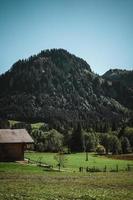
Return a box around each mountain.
[103,69,133,110]
[103,69,133,87]
[0,49,132,129]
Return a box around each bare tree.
[54,151,67,171]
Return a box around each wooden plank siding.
[0,143,26,161]
[0,129,34,162]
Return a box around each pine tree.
[70,123,83,152]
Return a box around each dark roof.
[0,129,34,143]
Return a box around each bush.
[96,145,106,155]
[86,166,102,172]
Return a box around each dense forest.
[0,49,133,154]
[0,49,133,127]
[0,120,133,155]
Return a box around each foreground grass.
[0,162,43,174]
[0,153,133,200]
[25,152,133,172]
[0,169,133,200]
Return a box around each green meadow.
[0,153,133,200]
[25,152,133,172]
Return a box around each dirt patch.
[107,154,133,160]
[16,160,29,164]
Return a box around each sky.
[0,0,133,75]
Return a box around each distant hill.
[103,69,133,110]
[0,49,132,129]
[103,69,133,87]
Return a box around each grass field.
[0,168,133,200]
[25,152,133,172]
[0,153,133,200]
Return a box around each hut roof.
[0,129,34,143]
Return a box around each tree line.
[0,120,133,155]
[30,123,133,155]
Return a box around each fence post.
[127,164,130,171]
[86,167,89,172]
[79,167,82,172]
[116,165,118,172]
[104,165,107,172]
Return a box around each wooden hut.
[0,129,34,161]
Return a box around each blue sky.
[0,0,133,75]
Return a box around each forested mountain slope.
[103,69,133,110]
[0,49,132,129]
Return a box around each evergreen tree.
[121,137,131,154]
[109,135,121,154]
[70,123,83,152]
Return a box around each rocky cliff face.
[0,49,132,128]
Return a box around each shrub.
[96,144,106,155]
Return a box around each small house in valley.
[0,129,34,161]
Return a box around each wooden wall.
[0,143,24,161]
